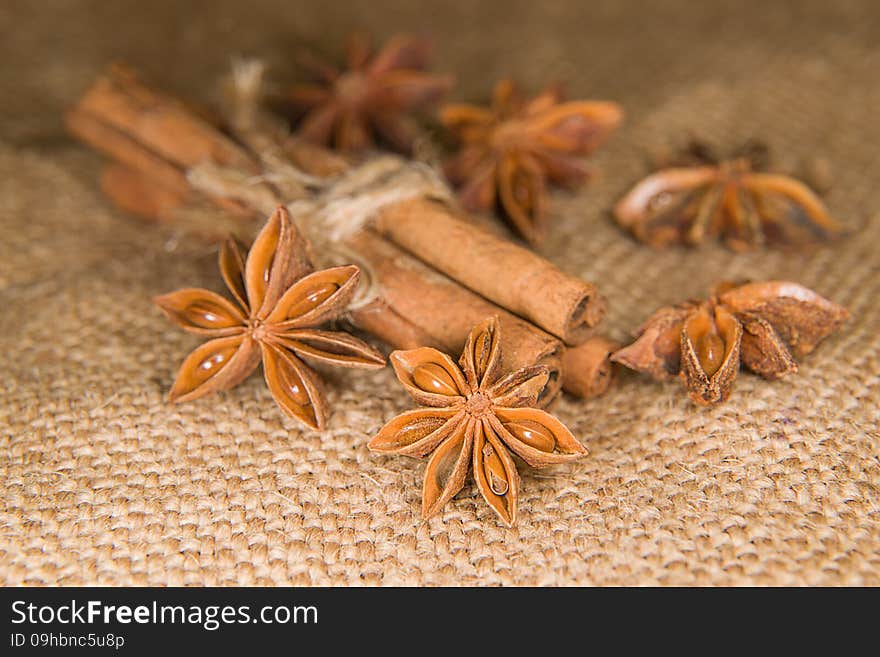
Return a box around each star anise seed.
[286,33,454,154]
[368,317,587,526]
[441,79,622,245]
[615,141,844,250]
[612,280,849,405]
[154,206,386,429]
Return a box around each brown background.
[1,0,878,585]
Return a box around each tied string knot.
[187,151,454,310]
[289,155,454,310]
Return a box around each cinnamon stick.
[100,159,565,402]
[101,163,189,223]
[561,336,620,399]
[346,230,565,404]
[68,63,257,173]
[67,107,193,196]
[68,66,263,228]
[346,300,437,351]
[101,164,255,239]
[373,197,605,345]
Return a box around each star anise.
[154,206,386,429]
[368,317,587,526]
[441,79,622,245]
[285,33,454,153]
[614,140,844,250]
[611,280,849,405]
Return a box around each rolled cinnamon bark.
[373,197,605,346]
[67,107,193,196]
[68,64,345,211]
[100,164,610,402]
[347,300,437,351]
[68,63,257,173]
[355,298,617,400]
[101,163,187,222]
[101,164,255,238]
[561,336,620,399]
[68,66,264,227]
[100,161,563,402]
[346,230,564,404]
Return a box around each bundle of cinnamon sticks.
[66,63,618,403]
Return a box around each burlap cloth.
[2,1,878,586]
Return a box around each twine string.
[285,155,453,309]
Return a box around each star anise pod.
[285,33,454,153]
[368,317,587,526]
[614,140,844,250]
[441,79,622,245]
[611,281,849,405]
[154,206,386,429]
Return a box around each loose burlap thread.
[1,0,878,586]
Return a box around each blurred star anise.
[612,280,849,405]
[614,140,844,250]
[369,317,587,526]
[154,206,385,429]
[285,33,453,153]
[441,80,622,245]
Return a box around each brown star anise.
[285,33,453,153]
[154,206,385,429]
[614,140,844,250]
[368,317,587,526]
[611,280,849,405]
[441,79,622,245]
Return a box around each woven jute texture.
[2,1,878,586]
